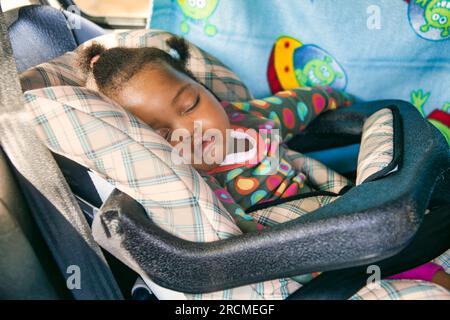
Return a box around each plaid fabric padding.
[350,280,450,300]
[285,149,353,193]
[250,149,352,226]
[19,29,252,102]
[24,86,301,300]
[433,248,450,273]
[250,195,336,226]
[20,52,85,92]
[356,108,395,185]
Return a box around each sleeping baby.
[78,36,450,289]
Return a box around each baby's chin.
[190,141,227,172]
[192,162,221,172]
[193,150,225,172]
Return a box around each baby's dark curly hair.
[78,36,196,97]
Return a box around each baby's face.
[114,63,231,171]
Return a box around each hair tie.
[168,48,180,60]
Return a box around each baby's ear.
[77,42,106,74]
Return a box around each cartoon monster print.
[410,88,431,116]
[294,56,343,87]
[176,0,219,36]
[416,0,450,38]
[268,36,348,92]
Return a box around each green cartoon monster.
[416,0,450,38]
[411,89,450,144]
[295,56,343,87]
[177,0,219,36]
[410,89,431,117]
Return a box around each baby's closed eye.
[181,94,200,115]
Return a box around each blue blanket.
[149,0,449,114]
[149,0,450,170]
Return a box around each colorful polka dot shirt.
[201,86,354,232]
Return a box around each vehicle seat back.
[6,5,104,73]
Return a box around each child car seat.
[5,5,450,299]
[21,30,448,298]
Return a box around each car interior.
[0,0,449,300]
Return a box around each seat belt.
[0,6,123,300]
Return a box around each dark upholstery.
[8,5,104,73]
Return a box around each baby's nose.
[173,118,203,138]
[168,120,194,146]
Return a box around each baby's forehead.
[134,62,187,83]
[133,69,192,99]
[116,66,197,123]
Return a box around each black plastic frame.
[94,100,449,294]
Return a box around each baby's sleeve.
[241,86,354,141]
